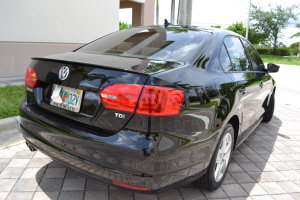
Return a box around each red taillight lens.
[99,84,184,116]
[136,86,184,116]
[25,66,40,88]
[112,180,151,191]
[99,84,143,113]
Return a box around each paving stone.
[0,159,11,168]
[228,161,245,173]
[280,170,300,181]
[221,184,248,197]
[251,195,276,200]
[269,162,292,171]
[232,154,252,163]
[86,177,109,191]
[0,192,9,200]
[61,178,86,191]
[276,181,300,193]
[223,173,237,184]
[37,179,64,192]
[27,158,51,168]
[0,179,18,192]
[239,163,261,172]
[0,167,25,178]
[6,159,30,168]
[259,182,287,194]
[201,187,228,199]
[179,186,206,200]
[245,154,265,162]
[290,193,300,200]
[65,168,87,179]
[241,183,268,196]
[32,191,59,200]
[33,151,50,159]
[48,160,66,168]
[58,191,84,200]
[109,188,134,200]
[21,167,46,179]
[264,171,289,182]
[6,192,34,200]
[43,168,67,179]
[84,191,108,200]
[254,162,277,171]
[271,194,297,200]
[13,151,35,159]
[231,172,255,183]
[12,178,40,191]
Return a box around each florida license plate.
[50,84,83,112]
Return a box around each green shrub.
[256,48,271,55]
[119,21,132,30]
[276,48,290,56]
[256,48,290,56]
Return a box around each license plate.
[50,84,83,112]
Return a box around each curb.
[0,116,24,148]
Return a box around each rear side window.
[76,26,212,62]
[223,37,250,71]
[241,39,265,71]
[219,44,233,72]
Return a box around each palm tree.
[178,0,193,27]
[170,0,175,25]
[156,0,159,25]
[290,24,300,57]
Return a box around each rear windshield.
[76,26,212,62]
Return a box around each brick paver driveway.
[1,64,300,200]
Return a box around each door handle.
[259,82,263,88]
[239,86,246,95]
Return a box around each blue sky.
[120,0,300,46]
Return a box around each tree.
[290,24,300,57]
[156,0,159,25]
[170,0,175,24]
[250,4,299,55]
[178,0,193,27]
[225,22,267,44]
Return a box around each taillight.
[99,84,143,113]
[99,84,184,116]
[136,86,184,116]
[25,66,40,88]
[112,180,151,191]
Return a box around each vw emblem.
[58,66,69,80]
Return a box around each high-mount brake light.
[99,84,184,116]
[136,86,184,116]
[99,84,143,113]
[25,66,40,88]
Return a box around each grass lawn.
[260,55,300,66]
[0,85,25,119]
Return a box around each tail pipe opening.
[26,141,37,152]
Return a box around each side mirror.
[267,63,280,73]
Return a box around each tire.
[262,94,275,122]
[196,123,234,191]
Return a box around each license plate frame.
[50,84,83,113]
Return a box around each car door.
[241,39,274,120]
[220,36,260,138]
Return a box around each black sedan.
[19,26,279,193]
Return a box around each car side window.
[223,37,250,71]
[219,44,233,72]
[241,39,265,71]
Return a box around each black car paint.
[19,26,276,193]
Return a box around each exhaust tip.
[26,142,37,152]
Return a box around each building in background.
[0,0,155,78]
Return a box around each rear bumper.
[19,98,218,193]
[21,124,207,193]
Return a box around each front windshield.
[76,26,212,62]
